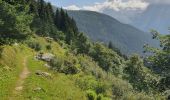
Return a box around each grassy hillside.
[68,10,159,55]
[0,36,165,100]
[0,45,30,99]
[0,0,168,100]
[0,38,87,100]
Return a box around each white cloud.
[64,0,170,12]
[64,5,80,10]
[63,0,170,24]
[64,0,170,11]
[82,2,109,11]
[64,0,149,12]
[142,0,170,4]
[104,0,149,11]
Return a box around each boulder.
[36,53,54,62]
[35,70,52,79]
[33,87,45,92]
[44,63,51,68]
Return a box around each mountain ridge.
[67,10,159,55]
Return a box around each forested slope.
[68,10,159,55]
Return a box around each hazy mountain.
[68,10,158,55]
[103,4,170,34]
[131,4,170,34]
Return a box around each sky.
[44,0,105,8]
[45,0,170,12]
[44,0,170,24]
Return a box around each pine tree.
[28,0,38,15]
[60,8,67,31]
[0,0,33,44]
[46,3,54,23]
[54,8,60,28]
[37,0,46,20]
[108,41,114,50]
[71,18,78,34]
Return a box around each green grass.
[0,45,32,99]
[0,36,165,100]
[21,55,87,100]
[0,36,89,100]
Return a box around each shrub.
[50,56,80,74]
[89,43,124,76]
[46,44,51,50]
[97,94,104,100]
[61,59,80,74]
[27,41,41,51]
[0,47,3,58]
[124,54,159,92]
[0,1,33,44]
[49,56,64,71]
[52,31,65,41]
[86,90,97,100]
[122,92,163,100]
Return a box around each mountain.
[67,10,158,55]
[131,4,170,34]
[102,4,170,34]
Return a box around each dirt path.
[10,57,30,99]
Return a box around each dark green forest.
[0,0,169,100]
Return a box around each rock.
[13,43,18,46]
[41,53,54,62]
[35,70,52,79]
[15,86,23,91]
[33,87,45,92]
[45,37,53,43]
[36,53,54,62]
[44,64,51,68]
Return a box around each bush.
[50,56,80,74]
[124,54,159,92]
[0,1,33,45]
[122,92,163,100]
[97,94,104,100]
[52,31,65,41]
[0,47,3,58]
[49,56,64,71]
[86,90,97,100]
[89,43,124,76]
[27,41,41,51]
[46,44,51,50]
[61,59,80,74]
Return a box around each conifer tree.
[37,0,46,20]
[46,3,54,23]
[54,8,60,28]
[28,0,38,15]
[0,0,33,44]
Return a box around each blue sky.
[45,0,104,7]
